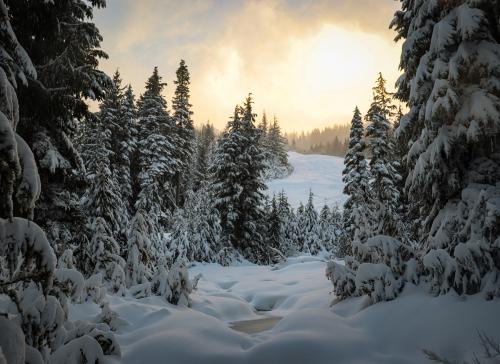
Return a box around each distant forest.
[285,124,350,157]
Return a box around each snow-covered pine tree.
[299,190,321,254]
[269,116,291,169]
[276,190,299,256]
[106,71,136,221]
[136,66,177,229]
[0,4,118,361]
[193,122,216,191]
[338,107,371,258]
[329,203,343,252]
[265,196,285,263]
[125,209,152,288]
[81,75,129,245]
[258,111,269,137]
[318,204,335,254]
[390,0,500,297]
[172,60,195,205]
[258,111,271,160]
[169,186,223,263]
[86,216,126,295]
[211,96,267,263]
[365,73,402,238]
[6,0,111,255]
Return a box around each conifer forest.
[0,1,499,363]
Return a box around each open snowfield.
[70,256,500,364]
[266,152,346,209]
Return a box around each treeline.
[286,124,350,156]
[329,0,500,306]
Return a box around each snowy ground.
[70,256,500,364]
[68,152,500,363]
[266,152,346,209]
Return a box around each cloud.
[94,0,402,131]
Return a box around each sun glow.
[193,24,400,130]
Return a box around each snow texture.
[266,152,346,210]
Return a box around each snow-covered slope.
[69,257,500,364]
[266,152,346,209]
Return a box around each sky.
[94,0,402,132]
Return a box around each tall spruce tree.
[193,122,216,191]
[339,107,371,257]
[0,3,118,360]
[391,0,500,296]
[365,74,401,237]
[6,0,111,254]
[172,59,195,205]
[120,84,138,213]
[137,67,177,209]
[300,190,320,254]
[211,95,267,263]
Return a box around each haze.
[94,0,401,131]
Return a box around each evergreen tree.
[390,0,500,296]
[172,59,195,205]
[125,210,152,287]
[193,122,216,191]
[80,71,129,245]
[262,115,292,179]
[6,0,111,254]
[86,217,126,295]
[276,190,297,256]
[299,190,320,254]
[0,4,118,359]
[211,95,267,263]
[339,107,371,258]
[265,196,284,263]
[137,67,177,211]
[268,116,289,165]
[365,74,401,237]
[170,186,223,263]
[318,204,335,253]
[103,72,136,220]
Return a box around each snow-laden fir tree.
[105,71,136,219]
[81,86,129,245]
[0,4,119,361]
[169,186,224,263]
[265,196,286,263]
[318,204,336,254]
[390,0,500,297]
[193,122,216,191]
[6,0,111,255]
[172,59,195,205]
[125,209,152,288]
[137,67,177,204]
[299,190,321,254]
[86,217,126,295]
[210,96,267,263]
[365,73,402,238]
[265,116,292,179]
[134,67,176,268]
[337,107,371,258]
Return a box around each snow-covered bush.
[165,260,193,306]
[95,302,126,331]
[83,273,106,304]
[326,261,356,300]
[355,263,402,303]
